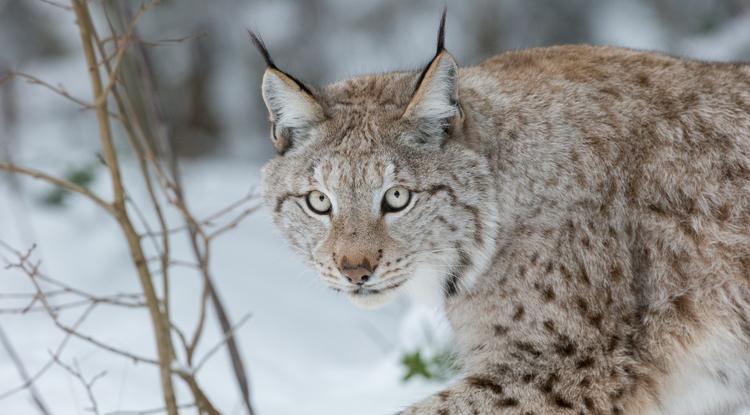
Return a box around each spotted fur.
[256,13,750,415]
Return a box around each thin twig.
[138,190,258,238]
[0,301,95,400]
[2,249,160,366]
[0,241,145,309]
[38,0,72,11]
[95,1,158,107]
[7,72,121,119]
[0,298,145,315]
[0,325,52,415]
[193,312,252,373]
[50,355,105,415]
[0,162,112,213]
[207,204,262,241]
[103,403,196,415]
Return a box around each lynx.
[253,10,750,415]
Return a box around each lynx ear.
[402,9,461,139]
[261,68,324,129]
[403,51,459,122]
[249,30,324,153]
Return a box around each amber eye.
[306,190,331,214]
[383,186,411,212]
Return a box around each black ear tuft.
[247,29,277,70]
[247,29,316,97]
[436,7,447,55]
[413,7,450,95]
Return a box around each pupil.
[319,195,325,202]
[394,191,400,198]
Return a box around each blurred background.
[4,0,750,163]
[1,1,750,414]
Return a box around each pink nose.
[341,267,371,285]
[336,254,378,285]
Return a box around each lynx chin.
[252,9,750,415]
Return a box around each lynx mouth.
[352,278,406,295]
[344,279,407,309]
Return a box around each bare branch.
[95,1,159,107]
[0,162,112,212]
[72,2,179,413]
[7,72,121,119]
[103,403,196,415]
[0,301,95,400]
[207,203,263,241]
[50,355,105,415]
[0,326,52,415]
[37,0,72,11]
[1,245,160,366]
[186,284,210,364]
[193,312,252,373]
[138,190,258,239]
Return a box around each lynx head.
[255,10,497,308]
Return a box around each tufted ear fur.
[402,9,462,141]
[403,51,460,122]
[249,30,324,154]
[261,68,324,129]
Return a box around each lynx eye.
[306,190,331,214]
[383,186,411,212]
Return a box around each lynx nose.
[337,254,378,285]
[341,267,371,285]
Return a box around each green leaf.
[400,350,433,381]
[65,167,95,187]
[42,188,66,206]
[400,347,459,383]
[39,164,97,207]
